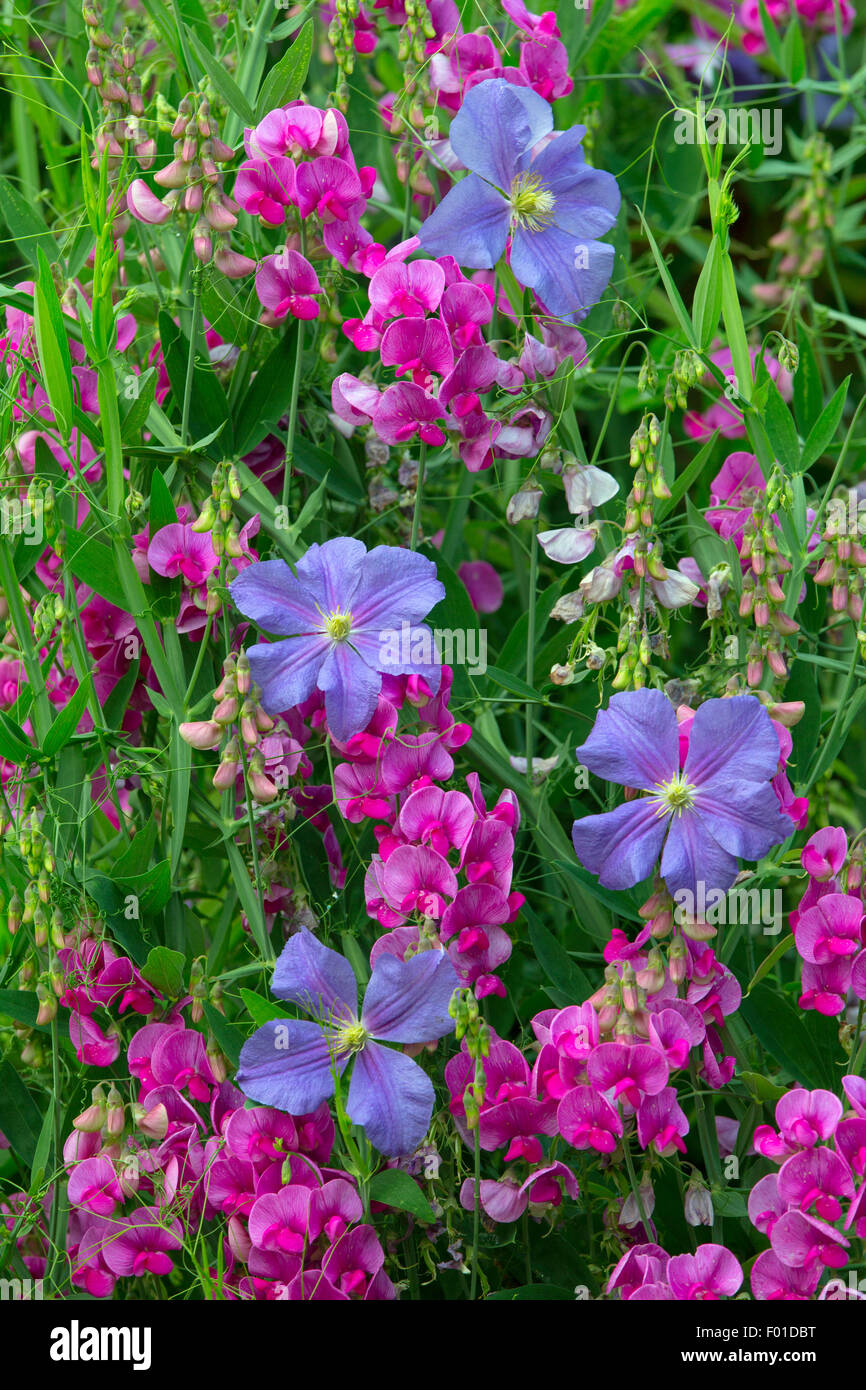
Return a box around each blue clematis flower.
[236,931,459,1156]
[571,689,793,898]
[417,78,621,321]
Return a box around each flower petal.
[362,949,459,1042]
[510,223,614,321]
[576,688,678,790]
[660,813,739,900]
[235,1019,345,1114]
[684,695,782,787]
[317,641,382,741]
[246,635,328,714]
[417,174,510,268]
[450,78,553,188]
[572,799,668,890]
[349,546,446,630]
[347,1041,435,1155]
[272,929,358,1018]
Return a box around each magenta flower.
[99,1209,184,1279]
[667,1245,743,1300]
[147,523,216,586]
[234,157,295,224]
[750,1248,821,1300]
[372,382,447,446]
[255,250,322,320]
[418,79,620,320]
[229,538,444,742]
[557,1085,623,1154]
[235,931,459,1156]
[794,893,864,965]
[778,1147,855,1223]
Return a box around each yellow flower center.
[651,772,696,818]
[336,1020,369,1054]
[323,608,353,642]
[509,172,556,233]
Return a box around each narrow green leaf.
[655,431,719,522]
[637,208,696,347]
[42,675,93,758]
[761,374,800,471]
[0,175,57,267]
[0,1061,44,1167]
[33,249,73,434]
[799,377,849,471]
[189,33,255,124]
[692,236,723,350]
[203,1001,245,1068]
[256,19,314,119]
[239,988,288,1027]
[745,932,795,996]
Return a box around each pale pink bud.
[214,247,256,279]
[179,720,223,749]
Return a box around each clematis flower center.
[335,1020,369,1055]
[651,772,697,817]
[509,172,556,233]
[324,607,353,641]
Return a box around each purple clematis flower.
[229,538,445,742]
[235,931,459,1156]
[571,689,792,897]
[417,79,620,320]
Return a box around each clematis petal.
[417,174,510,268]
[449,78,554,188]
[691,779,792,862]
[361,949,459,1042]
[572,799,669,890]
[576,688,679,790]
[236,1020,345,1115]
[510,223,614,321]
[271,929,358,1018]
[347,1042,436,1156]
[660,813,740,900]
[685,695,783,786]
[348,546,446,630]
[318,641,382,742]
[531,136,621,239]
[246,635,328,715]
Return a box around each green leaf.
[691,236,723,350]
[782,14,805,83]
[740,1070,788,1105]
[84,874,151,965]
[0,711,39,767]
[158,309,231,450]
[636,208,696,347]
[233,323,301,457]
[799,377,849,472]
[483,667,542,702]
[0,1061,44,1167]
[120,367,158,443]
[189,33,255,124]
[31,1095,55,1186]
[33,249,74,434]
[239,988,288,1027]
[113,860,173,916]
[745,932,795,996]
[367,1169,436,1223]
[141,946,186,998]
[0,175,57,268]
[761,375,800,471]
[66,529,128,610]
[0,989,45,1031]
[685,495,729,579]
[256,19,314,119]
[526,911,592,1007]
[740,983,841,1090]
[42,676,92,758]
[757,0,784,65]
[793,326,824,435]
[203,1001,245,1068]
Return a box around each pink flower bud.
[179,720,223,749]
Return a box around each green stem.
[621,1128,656,1241]
[182,281,203,447]
[410,443,427,551]
[525,534,537,781]
[469,1122,481,1300]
